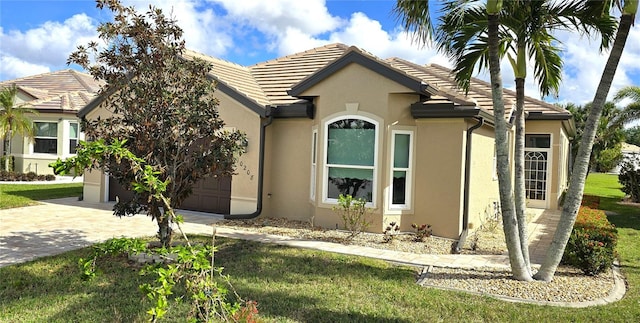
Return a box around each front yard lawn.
[0,174,639,321]
[0,183,82,209]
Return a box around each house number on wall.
[239,160,254,180]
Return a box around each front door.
[524,134,551,208]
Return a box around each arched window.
[324,116,378,204]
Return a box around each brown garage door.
[109,176,231,214]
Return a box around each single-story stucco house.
[0,70,100,174]
[78,43,574,240]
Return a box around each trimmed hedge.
[562,206,618,275]
[0,171,56,182]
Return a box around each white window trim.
[310,127,318,202]
[388,129,414,212]
[322,115,379,208]
[69,121,79,155]
[31,121,59,155]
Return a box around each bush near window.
[562,206,618,275]
[0,171,55,181]
[618,157,640,202]
[332,194,371,240]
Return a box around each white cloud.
[0,14,97,70]
[212,0,342,36]
[276,12,447,67]
[124,0,233,57]
[0,55,50,80]
[550,24,640,106]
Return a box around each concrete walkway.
[0,197,559,269]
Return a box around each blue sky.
[2,0,639,106]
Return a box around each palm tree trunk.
[4,129,12,172]
[514,77,531,273]
[487,11,532,281]
[534,13,634,282]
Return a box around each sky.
[1,0,640,106]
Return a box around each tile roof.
[0,69,101,113]
[195,43,567,118]
[386,58,567,118]
[249,43,349,105]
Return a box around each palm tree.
[535,0,639,282]
[435,0,614,279]
[614,86,640,121]
[0,84,37,171]
[396,0,533,280]
[569,100,640,172]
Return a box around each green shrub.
[562,206,618,275]
[332,194,371,240]
[618,157,640,202]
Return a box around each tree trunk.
[487,12,532,281]
[151,203,173,248]
[4,129,12,172]
[514,77,531,273]
[534,13,633,282]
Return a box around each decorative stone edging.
[416,262,626,308]
[128,252,177,264]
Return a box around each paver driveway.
[0,197,221,267]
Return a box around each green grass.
[0,183,82,209]
[1,176,640,322]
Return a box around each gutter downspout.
[224,109,274,220]
[454,117,484,253]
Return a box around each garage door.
[109,176,231,214]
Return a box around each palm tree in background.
[568,99,640,173]
[0,84,37,171]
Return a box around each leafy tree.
[536,0,638,282]
[65,0,246,248]
[623,126,640,146]
[0,84,38,172]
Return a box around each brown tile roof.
[250,43,349,105]
[0,69,101,113]
[196,43,567,118]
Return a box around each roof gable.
[1,70,101,113]
[288,47,433,98]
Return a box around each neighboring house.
[0,70,101,174]
[611,142,640,174]
[79,43,574,240]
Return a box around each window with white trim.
[310,128,318,201]
[34,122,58,154]
[69,122,79,154]
[325,117,378,204]
[390,130,413,209]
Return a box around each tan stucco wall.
[262,119,314,222]
[215,92,261,214]
[467,123,500,232]
[412,119,467,238]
